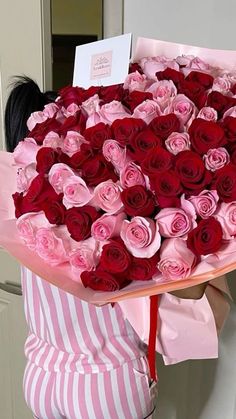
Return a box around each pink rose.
[167,94,197,128]
[48,163,74,194]
[147,80,177,111]
[27,111,48,131]
[223,106,236,119]
[99,101,131,124]
[63,103,80,117]
[91,212,126,241]
[158,238,196,280]
[43,103,59,118]
[189,190,219,219]
[17,164,38,193]
[215,201,236,239]
[155,204,196,238]
[62,175,93,209]
[132,100,161,124]
[212,75,233,93]
[16,212,49,249]
[197,107,218,122]
[182,56,212,76]
[165,132,191,155]
[102,140,128,172]
[123,71,149,92]
[43,131,63,149]
[93,180,123,214]
[62,131,86,156]
[82,94,101,116]
[13,138,40,165]
[86,112,104,128]
[175,55,195,67]
[69,237,99,277]
[121,216,161,258]
[120,162,146,188]
[140,56,179,79]
[203,147,230,171]
[35,226,68,266]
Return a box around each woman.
[3,77,231,419]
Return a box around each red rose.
[156,195,181,208]
[111,118,146,146]
[70,143,94,170]
[231,84,236,95]
[185,71,214,90]
[12,192,39,218]
[121,185,155,217]
[81,268,129,291]
[221,116,236,142]
[213,164,236,202]
[29,117,61,145]
[82,86,101,102]
[141,146,173,176]
[82,155,118,187]
[187,217,223,256]
[13,175,60,217]
[149,114,180,140]
[56,149,71,166]
[129,63,143,74]
[36,147,58,174]
[207,91,236,119]
[123,90,153,112]
[84,122,111,149]
[189,119,225,154]
[175,150,212,193]
[99,84,125,103]
[151,170,183,204]
[178,80,207,109]
[127,254,159,281]
[26,175,59,207]
[59,110,87,136]
[65,205,99,241]
[100,239,132,273]
[43,200,66,225]
[57,86,84,107]
[230,145,236,165]
[156,67,184,87]
[57,86,100,108]
[129,129,162,162]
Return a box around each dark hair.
[4,76,57,152]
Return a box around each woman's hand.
[169,282,208,300]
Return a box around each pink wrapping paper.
[133,37,236,70]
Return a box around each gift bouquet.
[1,37,236,304]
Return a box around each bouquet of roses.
[1,38,236,303]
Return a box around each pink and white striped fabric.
[23,356,156,419]
[21,267,228,418]
[21,266,156,418]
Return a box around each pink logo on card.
[90,50,113,80]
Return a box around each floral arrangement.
[12,52,236,293]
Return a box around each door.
[0,1,51,417]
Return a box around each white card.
[73,33,132,88]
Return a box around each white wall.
[124,0,236,50]
[0,0,51,149]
